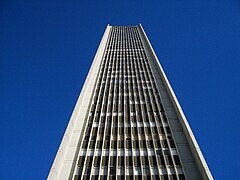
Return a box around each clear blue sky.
[1,0,240,179]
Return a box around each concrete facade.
[48,25,212,180]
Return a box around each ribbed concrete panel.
[48,25,111,180]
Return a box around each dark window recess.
[155,140,161,148]
[101,156,109,167]
[145,127,151,135]
[143,175,151,180]
[141,156,149,166]
[89,140,95,149]
[96,140,103,149]
[132,140,139,149]
[110,156,117,166]
[132,127,137,135]
[82,140,88,149]
[126,127,131,134]
[156,150,162,156]
[117,175,125,180]
[139,140,146,149]
[82,175,90,180]
[119,115,123,122]
[84,135,89,140]
[149,156,157,166]
[173,155,181,165]
[96,104,101,112]
[126,156,133,166]
[91,175,99,180]
[119,127,124,135]
[118,140,124,149]
[159,127,164,134]
[157,155,165,166]
[138,127,144,135]
[169,174,178,180]
[152,127,158,134]
[110,167,116,175]
[126,140,132,149]
[126,176,134,180]
[118,156,124,166]
[165,155,173,165]
[162,140,168,148]
[166,127,171,134]
[85,125,91,135]
[105,127,110,135]
[91,135,96,140]
[111,140,117,149]
[98,127,104,134]
[88,115,94,122]
[178,174,186,180]
[74,175,80,180]
[134,156,141,166]
[134,175,142,180]
[109,175,116,180]
[151,175,160,180]
[160,175,168,180]
[86,156,93,166]
[112,127,117,135]
[93,156,101,167]
[147,140,154,149]
[167,134,173,139]
[104,140,110,149]
[77,156,85,166]
[169,139,175,148]
[100,175,108,180]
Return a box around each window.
[110,156,116,166]
[86,156,93,166]
[96,140,103,149]
[126,156,133,166]
[141,156,149,166]
[78,156,85,166]
[118,140,124,149]
[139,140,146,149]
[93,156,101,167]
[126,176,134,180]
[165,155,173,166]
[126,139,132,149]
[132,140,139,149]
[133,156,141,166]
[118,156,124,166]
[100,175,107,180]
[147,140,154,149]
[104,140,110,149]
[82,140,88,149]
[110,167,116,175]
[149,156,157,166]
[89,140,95,149]
[101,156,109,167]
[111,140,117,149]
[173,155,181,165]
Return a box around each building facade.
[48,25,213,180]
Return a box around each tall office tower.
[48,25,212,180]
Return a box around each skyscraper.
[48,25,212,180]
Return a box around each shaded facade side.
[138,25,213,180]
